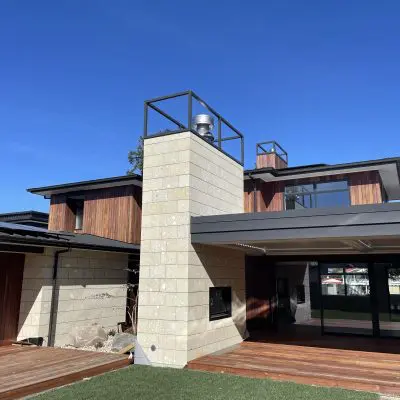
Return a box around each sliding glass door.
[376,263,400,338]
[319,263,373,336]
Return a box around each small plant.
[94,341,104,349]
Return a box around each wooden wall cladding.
[244,171,383,212]
[0,253,25,342]
[349,171,383,205]
[244,181,284,213]
[256,154,287,169]
[48,185,142,244]
[48,195,75,232]
[82,185,142,244]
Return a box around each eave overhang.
[27,175,143,197]
[191,203,400,256]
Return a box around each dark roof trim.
[27,174,142,197]
[244,157,400,178]
[0,211,48,224]
[191,203,400,244]
[0,243,44,254]
[0,222,139,254]
[0,234,139,253]
[0,210,48,218]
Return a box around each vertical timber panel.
[82,186,142,244]
[349,171,382,205]
[48,195,75,231]
[0,253,25,343]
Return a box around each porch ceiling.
[191,203,400,256]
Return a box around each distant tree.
[127,130,173,175]
[127,136,144,175]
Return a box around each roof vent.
[192,114,214,142]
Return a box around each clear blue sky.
[1,0,400,213]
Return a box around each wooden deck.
[187,336,400,395]
[0,345,129,399]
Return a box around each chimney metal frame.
[256,141,288,165]
[143,90,245,166]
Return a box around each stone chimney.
[256,141,288,169]
[136,130,246,368]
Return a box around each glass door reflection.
[320,263,373,336]
[376,264,400,338]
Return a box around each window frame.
[209,287,232,321]
[284,178,351,211]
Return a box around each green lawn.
[33,365,378,400]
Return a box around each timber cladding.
[48,185,142,244]
[48,195,75,232]
[0,253,25,343]
[244,171,383,212]
[348,171,383,205]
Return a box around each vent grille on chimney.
[192,114,214,142]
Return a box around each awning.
[191,203,400,256]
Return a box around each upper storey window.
[68,199,84,230]
[285,180,350,210]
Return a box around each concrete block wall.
[18,248,128,346]
[137,131,246,368]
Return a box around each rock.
[68,324,108,348]
[111,333,136,352]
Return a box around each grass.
[33,365,378,400]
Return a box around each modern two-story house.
[2,91,400,388]
[134,91,400,372]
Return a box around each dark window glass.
[285,180,350,210]
[316,181,348,191]
[285,193,312,210]
[296,285,306,304]
[209,287,232,321]
[68,199,84,230]
[285,184,313,194]
[75,203,84,230]
[315,191,350,208]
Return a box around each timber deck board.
[187,340,400,395]
[0,345,129,399]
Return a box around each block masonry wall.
[17,248,128,346]
[137,131,246,368]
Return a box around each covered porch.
[191,203,400,339]
[190,203,400,392]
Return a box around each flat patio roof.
[191,203,400,256]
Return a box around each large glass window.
[285,180,350,210]
[320,263,370,296]
[319,262,373,336]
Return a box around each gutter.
[47,247,69,347]
[0,235,139,254]
[248,172,258,212]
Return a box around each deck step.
[187,342,400,396]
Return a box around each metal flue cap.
[192,114,215,142]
